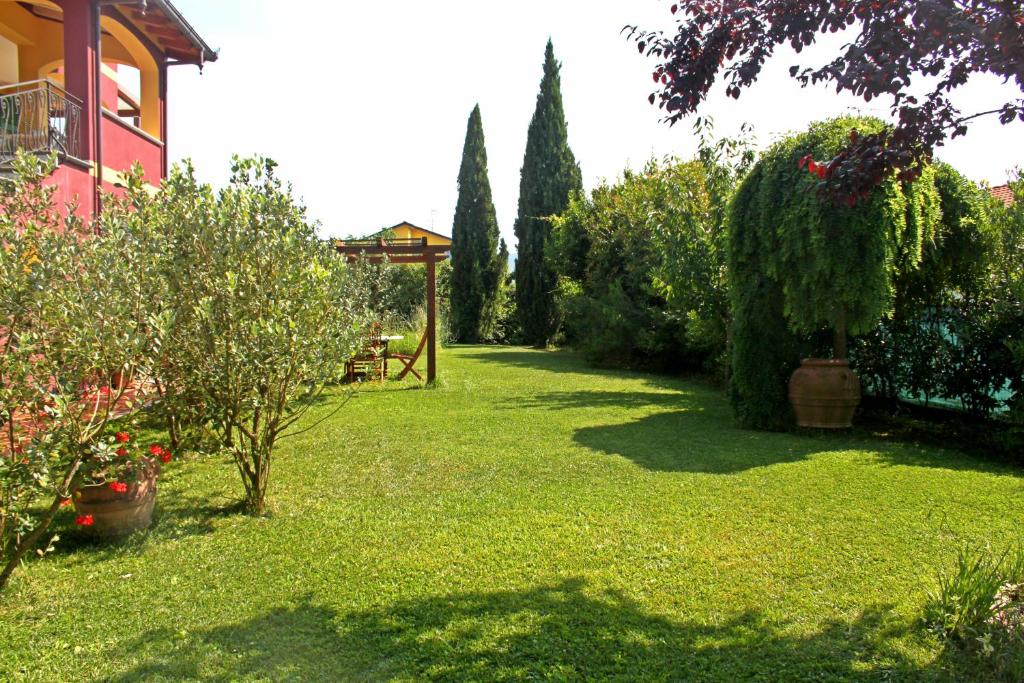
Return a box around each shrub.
[851,166,1022,420]
[550,158,719,371]
[77,431,171,491]
[0,154,160,591]
[155,157,378,514]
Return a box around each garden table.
[380,334,403,353]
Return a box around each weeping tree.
[514,40,583,346]
[728,117,942,430]
[451,105,502,343]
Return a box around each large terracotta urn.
[788,359,861,429]
[74,467,157,537]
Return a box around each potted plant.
[728,117,943,429]
[72,430,172,537]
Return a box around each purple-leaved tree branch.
[626,1,1024,204]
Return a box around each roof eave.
[149,0,219,65]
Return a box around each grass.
[2,346,1023,681]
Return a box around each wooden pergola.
[334,237,449,383]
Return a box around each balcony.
[0,80,83,170]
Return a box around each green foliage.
[551,158,719,371]
[450,105,503,343]
[991,174,1024,426]
[852,166,1022,420]
[992,174,1024,302]
[0,154,160,590]
[514,40,583,347]
[744,117,937,336]
[727,160,802,429]
[549,121,754,376]
[489,240,518,344]
[728,117,942,429]
[926,544,1024,679]
[375,263,429,327]
[368,259,461,353]
[656,119,756,371]
[154,157,378,514]
[895,163,996,314]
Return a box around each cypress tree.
[514,40,582,346]
[450,104,502,343]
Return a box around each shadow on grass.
[48,489,241,568]
[106,578,961,681]
[574,411,818,474]
[460,347,683,386]
[574,406,1024,478]
[500,389,697,412]
[491,376,1023,478]
[496,388,814,473]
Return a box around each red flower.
[116,447,128,457]
[148,444,164,457]
[109,481,129,493]
[60,498,72,507]
[160,450,172,464]
[75,514,94,526]
[115,431,130,443]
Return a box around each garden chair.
[388,331,426,381]
[346,322,386,383]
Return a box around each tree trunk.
[833,306,848,360]
[0,455,81,593]
[0,493,63,592]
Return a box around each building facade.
[0,0,216,216]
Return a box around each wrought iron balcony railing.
[0,80,83,167]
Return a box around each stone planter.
[74,466,158,537]
[788,358,861,429]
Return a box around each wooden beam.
[337,244,449,256]
[344,255,447,265]
[426,257,437,384]
[102,6,164,63]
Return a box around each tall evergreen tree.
[514,40,582,346]
[450,104,502,343]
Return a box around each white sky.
[167,0,1024,250]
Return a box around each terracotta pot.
[74,467,158,537]
[788,358,861,429]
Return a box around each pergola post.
[426,257,437,384]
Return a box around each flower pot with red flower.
[72,431,173,537]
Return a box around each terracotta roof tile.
[990,184,1016,207]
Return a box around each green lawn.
[2,346,1022,681]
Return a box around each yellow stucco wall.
[0,33,17,84]
[385,222,452,247]
[0,1,65,83]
